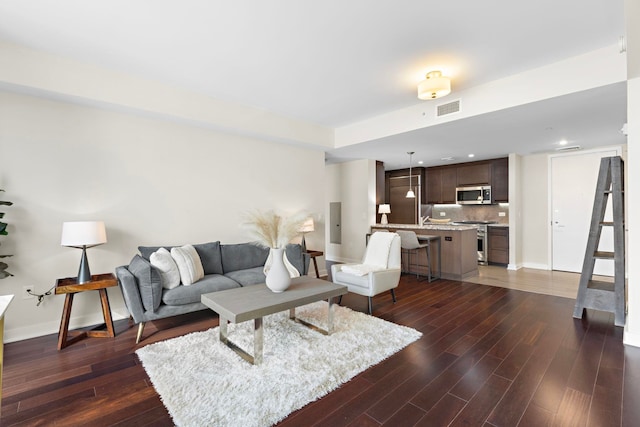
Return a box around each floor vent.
[436,99,461,117]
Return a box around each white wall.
[519,153,550,269]
[325,159,376,264]
[624,0,640,346]
[0,90,325,342]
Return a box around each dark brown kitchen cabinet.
[426,166,457,204]
[491,157,509,202]
[441,167,457,203]
[457,162,491,186]
[488,226,509,265]
[426,168,442,204]
[385,168,424,223]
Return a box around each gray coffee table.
[201,277,347,365]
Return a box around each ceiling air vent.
[555,145,582,152]
[436,99,460,117]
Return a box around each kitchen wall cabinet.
[491,157,509,202]
[457,162,491,186]
[426,166,457,204]
[488,226,509,265]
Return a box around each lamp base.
[381,213,388,225]
[77,246,92,284]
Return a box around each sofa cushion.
[128,255,162,312]
[150,248,181,289]
[224,266,267,287]
[193,242,223,275]
[284,244,305,276]
[221,243,269,273]
[138,245,173,261]
[162,274,241,305]
[171,245,205,286]
[139,242,223,275]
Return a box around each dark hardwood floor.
[2,275,639,426]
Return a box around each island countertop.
[373,223,477,231]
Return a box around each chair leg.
[136,322,145,344]
[368,297,373,315]
[390,289,397,303]
[338,295,343,304]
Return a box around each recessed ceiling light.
[558,139,568,146]
[468,154,475,158]
[418,160,424,165]
[440,156,454,161]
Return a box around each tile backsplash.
[431,204,509,224]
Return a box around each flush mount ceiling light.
[417,70,451,100]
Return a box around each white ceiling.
[0,0,628,168]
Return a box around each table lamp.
[378,204,391,225]
[61,221,107,284]
[298,218,315,252]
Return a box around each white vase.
[265,247,291,293]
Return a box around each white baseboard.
[4,308,130,344]
[507,263,522,271]
[520,262,551,270]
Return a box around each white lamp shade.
[299,218,315,233]
[417,71,451,100]
[61,221,107,248]
[378,204,391,214]
[406,189,416,198]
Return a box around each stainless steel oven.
[455,221,495,265]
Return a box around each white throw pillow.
[150,248,181,289]
[171,245,205,286]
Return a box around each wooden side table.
[306,250,324,278]
[55,273,117,350]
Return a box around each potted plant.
[0,189,13,279]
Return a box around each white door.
[551,148,620,275]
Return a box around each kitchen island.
[372,223,478,281]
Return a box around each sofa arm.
[115,265,146,324]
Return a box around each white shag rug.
[136,301,421,427]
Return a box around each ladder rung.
[593,251,615,259]
[600,222,614,226]
[586,280,615,291]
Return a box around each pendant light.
[406,151,416,198]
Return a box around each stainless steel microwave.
[456,186,492,205]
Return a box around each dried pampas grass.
[243,210,308,249]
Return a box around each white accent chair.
[331,232,401,315]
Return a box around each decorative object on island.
[298,217,315,252]
[244,210,307,293]
[406,151,416,198]
[60,221,107,284]
[0,190,13,279]
[417,70,451,100]
[378,204,390,225]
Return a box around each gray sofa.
[115,241,309,343]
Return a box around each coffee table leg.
[327,297,335,334]
[289,308,295,319]
[219,316,228,344]
[254,317,263,365]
